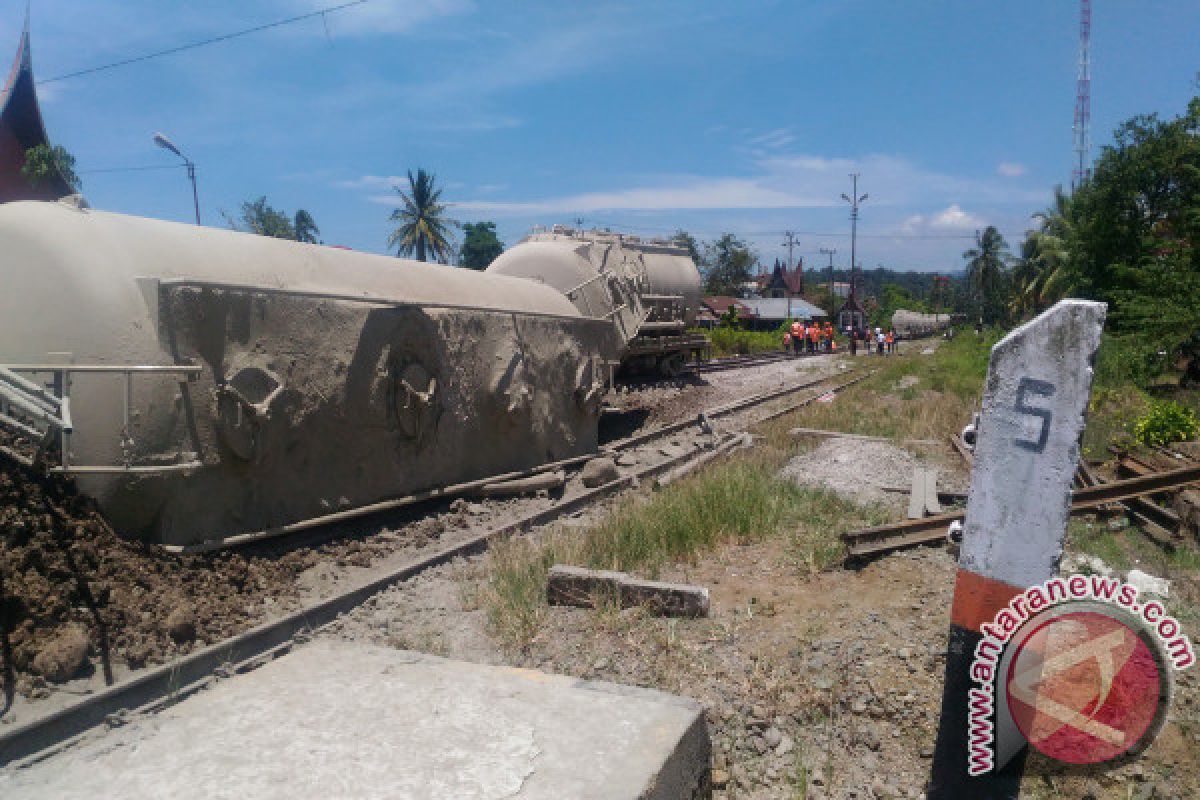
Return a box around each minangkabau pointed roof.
[0,14,71,202]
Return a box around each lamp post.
[154,132,200,225]
[840,174,867,302]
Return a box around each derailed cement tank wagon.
[486,226,708,377]
[0,201,619,547]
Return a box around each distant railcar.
[486,226,708,376]
[891,309,953,339]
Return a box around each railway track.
[0,368,872,767]
[842,463,1200,562]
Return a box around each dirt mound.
[779,438,919,511]
[0,458,312,696]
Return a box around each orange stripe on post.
[949,568,1023,633]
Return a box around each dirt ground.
[320,449,1200,800]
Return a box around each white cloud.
[747,128,795,150]
[443,177,807,214]
[313,0,475,36]
[337,175,405,190]
[929,204,984,230]
[997,161,1028,177]
[437,151,1039,218]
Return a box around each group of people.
[846,326,899,356]
[782,320,836,355]
[780,320,903,357]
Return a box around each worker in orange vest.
[885,329,895,355]
[823,321,834,352]
[808,321,819,354]
[782,331,792,353]
[790,320,804,355]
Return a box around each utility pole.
[782,230,803,297]
[841,175,867,303]
[1072,0,1092,190]
[781,231,797,271]
[819,247,836,311]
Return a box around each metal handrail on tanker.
[0,363,202,473]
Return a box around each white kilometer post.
[928,299,1106,798]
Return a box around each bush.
[1132,400,1199,447]
[1093,334,1164,392]
[703,325,786,356]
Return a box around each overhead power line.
[39,0,371,85]
[79,164,185,174]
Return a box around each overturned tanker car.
[486,225,708,377]
[0,201,621,547]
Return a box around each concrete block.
[547,564,710,618]
[0,640,711,800]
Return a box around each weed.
[482,453,874,648]
[1133,400,1199,446]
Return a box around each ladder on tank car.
[0,363,203,474]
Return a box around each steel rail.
[843,464,1200,560]
[165,370,864,554]
[0,369,871,767]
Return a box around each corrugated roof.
[701,296,756,317]
[740,296,827,320]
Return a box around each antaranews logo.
[966,574,1195,776]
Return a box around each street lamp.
[841,173,867,301]
[154,132,200,225]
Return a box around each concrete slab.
[0,640,710,800]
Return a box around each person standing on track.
[782,331,792,354]
[808,321,819,354]
[824,321,835,352]
[790,319,804,356]
[885,328,895,355]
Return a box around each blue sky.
[5,1,1198,271]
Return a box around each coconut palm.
[1027,186,1077,305]
[294,210,320,244]
[963,225,1011,325]
[387,169,458,263]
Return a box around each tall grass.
[704,326,787,356]
[483,455,884,647]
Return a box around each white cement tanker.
[0,201,620,546]
[891,309,953,339]
[486,226,707,376]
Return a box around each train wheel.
[658,352,686,378]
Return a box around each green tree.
[387,169,458,263]
[222,197,296,239]
[294,209,321,244]
[962,226,1012,325]
[458,221,504,269]
[22,143,80,191]
[702,233,756,296]
[672,229,702,264]
[1070,96,1200,370]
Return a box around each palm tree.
[387,169,458,263]
[963,225,1011,325]
[1026,186,1077,307]
[1009,235,1042,319]
[294,210,320,244]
